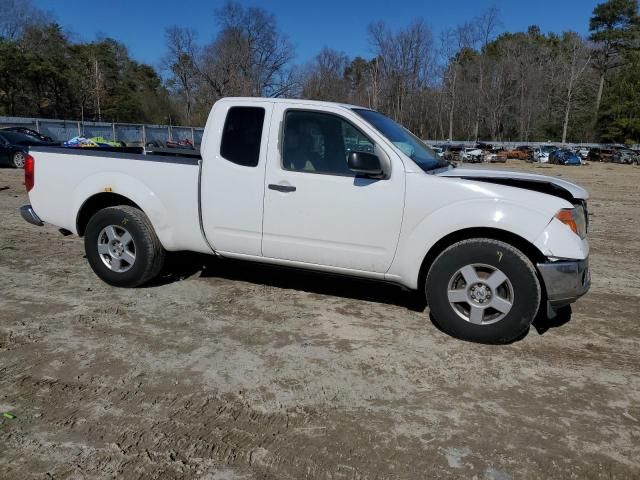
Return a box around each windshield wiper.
[422,160,452,171]
[421,161,454,174]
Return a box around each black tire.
[84,205,165,287]
[12,151,26,168]
[426,238,541,344]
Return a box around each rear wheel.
[426,238,541,343]
[84,205,165,287]
[12,151,26,168]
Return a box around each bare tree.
[440,24,473,140]
[497,28,545,141]
[368,20,434,130]
[485,49,520,141]
[208,1,296,97]
[368,56,382,110]
[471,5,502,141]
[0,0,47,40]
[163,27,199,124]
[160,1,296,123]
[559,32,592,143]
[302,48,349,102]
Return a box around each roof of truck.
[216,97,372,111]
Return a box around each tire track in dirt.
[1,374,414,479]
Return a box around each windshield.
[353,109,448,172]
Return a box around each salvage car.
[461,147,483,163]
[611,149,639,165]
[576,147,590,160]
[1,126,54,143]
[533,145,556,163]
[475,142,493,150]
[485,146,507,163]
[504,148,529,161]
[443,144,464,161]
[550,149,582,166]
[515,145,534,161]
[428,145,445,158]
[587,147,614,162]
[20,98,590,344]
[0,131,59,168]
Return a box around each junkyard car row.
[431,141,640,165]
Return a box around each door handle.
[268,184,296,193]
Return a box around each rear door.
[261,104,405,273]
[200,100,273,256]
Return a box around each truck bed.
[145,146,201,158]
[27,147,211,254]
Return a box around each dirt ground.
[0,160,639,479]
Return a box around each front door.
[262,105,405,273]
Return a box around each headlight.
[555,207,587,238]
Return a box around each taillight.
[24,154,35,192]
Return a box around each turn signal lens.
[555,208,586,238]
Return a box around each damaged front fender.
[534,217,589,260]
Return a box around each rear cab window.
[220,107,266,167]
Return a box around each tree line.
[1,0,639,143]
[0,0,176,124]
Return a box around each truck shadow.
[150,251,427,312]
[532,305,572,335]
[152,252,573,338]
[427,305,573,344]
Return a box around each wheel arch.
[76,192,143,237]
[417,227,547,292]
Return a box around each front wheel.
[84,205,165,287]
[426,238,541,343]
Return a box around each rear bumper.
[537,258,590,307]
[20,204,44,226]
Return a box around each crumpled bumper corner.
[537,258,590,307]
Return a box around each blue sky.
[33,0,600,68]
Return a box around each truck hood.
[437,167,589,201]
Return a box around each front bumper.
[20,204,44,226]
[537,258,590,307]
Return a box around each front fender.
[534,218,589,260]
[387,199,557,289]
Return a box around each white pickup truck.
[20,98,590,343]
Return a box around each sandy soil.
[0,160,639,479]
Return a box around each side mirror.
[347,151,383,177]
